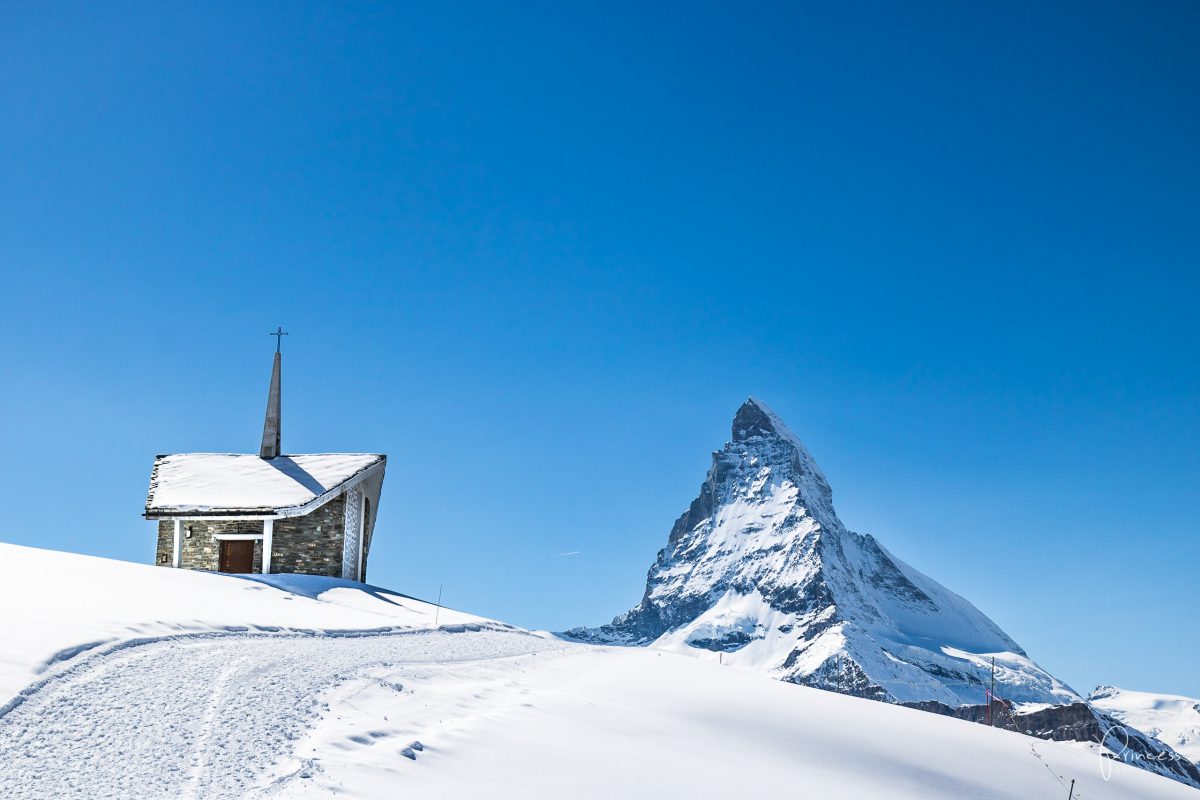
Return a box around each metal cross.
[270,326,289,353]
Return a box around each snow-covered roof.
[145,453,386,518]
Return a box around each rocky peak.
[731,397,781,442]
[724,397,837,530]
[568,397,1077,713]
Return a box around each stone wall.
[155,520,263,572]
[155,523,171,566]
[271,495,346,577]
[153,494,348,578]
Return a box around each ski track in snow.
[0,623,1193,800]
[0,628,551,800]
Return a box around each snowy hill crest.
[570,398,1079,707]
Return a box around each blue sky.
[1,2,1197,698]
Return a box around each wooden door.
[219,540,255,573]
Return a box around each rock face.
[568,398,1079,707]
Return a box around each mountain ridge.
[568,398,1075,707]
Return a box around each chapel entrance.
[218,540,255,573]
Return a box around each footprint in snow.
[400,741,424,760]
[345,730,393,747]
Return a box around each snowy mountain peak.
[731,398,829,482]
[732,397,790,441]
[569,399,1079,709]
[724,397,839,534]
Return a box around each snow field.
[0,628,550,798]
[0,542,487,703]
[0,543,1194,799]
[267,642,1196,800]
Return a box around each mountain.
[1091,686,1200,766]
[569,397,1079,707]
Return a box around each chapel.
[144,330,386,580]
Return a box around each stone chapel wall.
[155,520,263,572]
[153,493,347,577]
[271,494,346,576]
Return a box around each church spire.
[259,327,287,459]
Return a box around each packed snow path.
[0,628,552,799]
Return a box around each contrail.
[554,551,580,557]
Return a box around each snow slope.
[0,541,487,703]
[1092,686,1200,765]
[0,543,1194,798]
[570,398,1078,707]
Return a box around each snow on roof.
[145,453,385,517]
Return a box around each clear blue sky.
[1,3,1196,698]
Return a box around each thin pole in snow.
[434,583,443,627]
[1067,779,1074,799]
[989,657,996,727]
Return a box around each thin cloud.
[554,550,581,557]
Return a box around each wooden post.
[990,657,996,726]
[262,518,274,574]
[171,520,183,568]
